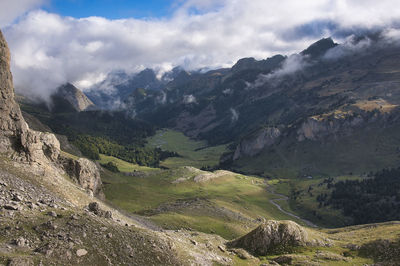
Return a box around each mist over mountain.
[5,0,400,105]
[73,32,400,178]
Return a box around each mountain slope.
[109,35,400,177]
[51,83,96,112]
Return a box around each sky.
[1,0,400,101]
[44,0,178,19]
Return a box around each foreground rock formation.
[228,220,310,255]
[0,30,101,197]
[0,30,58,163]
[62,158,103,197]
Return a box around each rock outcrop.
[0,30,60,164]
[193,170,232,183]
[0,30,28,153]
[62,158,103,197]
[297,113,367,141]
[233,127,281,160]
[0,30,101,197]
[228,220,309,255]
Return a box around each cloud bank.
[3,0,400,101]
[0,0,46,27]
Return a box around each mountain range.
[60,35,400,178]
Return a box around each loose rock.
[76,249,88,257]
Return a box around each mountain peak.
[301,37,338,58]
[231,57,258,72]
[54,83,96,112]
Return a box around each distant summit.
[301,37,338,58]
[231,55,286,73]
[52,83,96,112]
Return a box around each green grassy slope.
[146,129,227,169]
[99,154,308,239]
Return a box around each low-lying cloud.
[3,0,400,102]
[248,54,307,89]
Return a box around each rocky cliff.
[233,127,281,160]
[0,30,60,164]
[62,158,103,198]
[0,30,101,197]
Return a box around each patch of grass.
[146,129,227,168]
[60,151,80,161]
[150,213,246,240]
[98,154,154,173]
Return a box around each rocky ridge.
[0,30,101,197]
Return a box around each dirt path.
[267,187,318,228]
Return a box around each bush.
[101,162,120,172]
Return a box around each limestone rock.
[0,29,102,197]
[296,114,365,142]
[76,249,88,257]
[233,127,281,160]
[0,30,29,154]
[20,130,60,162]
[63,158,103,197]
[48,211,57,217]
[228,220,309,256]
[88,202,112,218]
[0,30,60,164]
[193,170,231,183]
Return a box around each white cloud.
[3,0,400,101]
[0,0,46,27]
[324,35,372,59]
[248,54,308,89]
[230,108,239,122]
[183,94,197,104]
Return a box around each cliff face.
[0,30,28,153]
[62,158,103,198]
[0,31,60,163]
[296,111,379,142]
[0,30,101,196]
[233,127,281,160]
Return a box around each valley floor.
[96,152,400,265]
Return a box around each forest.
[319,168,400,224]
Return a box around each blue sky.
[44,0,178,19]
